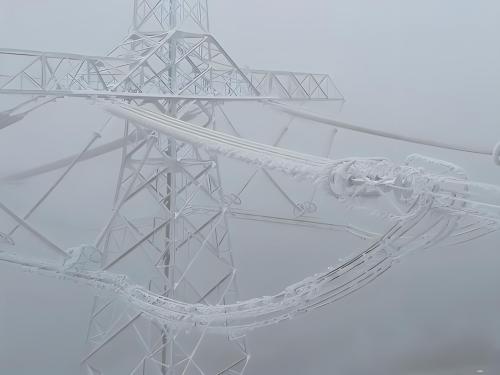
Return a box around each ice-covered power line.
[107,104,500,222]
[0,1,346,372]
[1,1,500,374]
[4,104,500,335]
[266,101,495,156]
[2,118,499,336]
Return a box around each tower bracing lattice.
[0,1,343,374]
[2,2,500,375]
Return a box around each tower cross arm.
[0,43,343,102]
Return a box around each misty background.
[0,1,500,374]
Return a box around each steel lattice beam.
[0,1,344,374]
[0,33,344,102]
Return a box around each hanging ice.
[1,103,499,336]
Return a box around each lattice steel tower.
[0,1,343,374]
[3,3,500,375]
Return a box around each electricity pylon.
[0,1,343,374]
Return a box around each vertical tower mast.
[83,1,248,374]
[0,1,344,374]
[133,0,210,33]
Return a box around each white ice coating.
[0,208,439,337]
[106,104,500,222]
[2,103,500,335]
[265,100,494,156]
[0,185,491,336]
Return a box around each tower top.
[133,0,210,33]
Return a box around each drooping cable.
[265,100,494,156]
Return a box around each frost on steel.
[1,1,499,375]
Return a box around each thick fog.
[0,1,499,374]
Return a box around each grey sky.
[0,1,499,374]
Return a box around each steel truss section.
[134,0,210,34]
[241,69,342,101]
[0,43,343,102]
[83,102,249,375]
[1,1,500,375]
[0,1,344,375]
